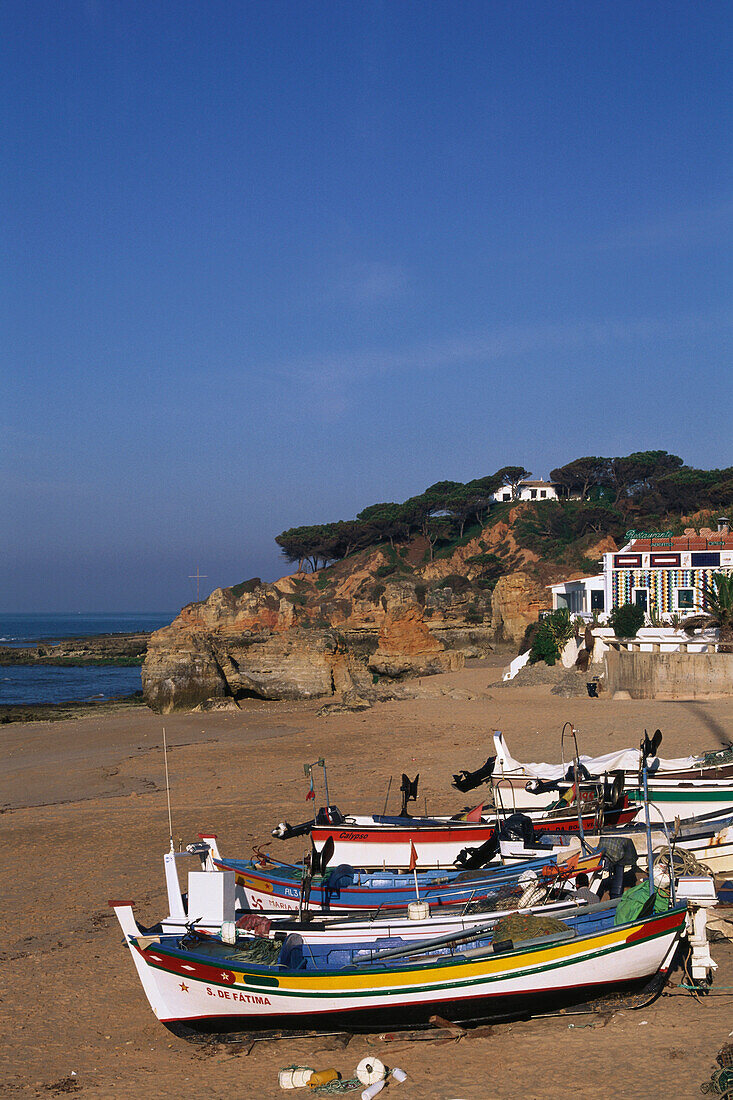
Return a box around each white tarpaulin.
[492,730,698,781]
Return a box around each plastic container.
[278,1066,314,1089]
[356,1058,386,1085]
[391,1067,408,1083]
[361,1082,385,1100]
[407,900,430,920]
[308,1069,339,1089]
[220,921,237,945]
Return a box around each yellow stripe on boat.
[225,922,647,995]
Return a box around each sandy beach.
[3,655,732,1099]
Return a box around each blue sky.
[2,1,731,612]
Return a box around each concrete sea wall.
[605,649,733,700]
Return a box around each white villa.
[492,479,560,504]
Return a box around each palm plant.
[683,572,733,653]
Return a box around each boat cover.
[492,731,698,782]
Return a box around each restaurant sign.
[625,529,674,540]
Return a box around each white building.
[493,479,560,504]
[549,524,733,622]
[549,574,606,616]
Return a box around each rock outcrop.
[491,572,551,645]
[143,504,580,713]
[143,573,483,712]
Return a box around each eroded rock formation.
[143,512,572,712]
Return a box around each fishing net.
[701,748,733,767]
[238,936,283,964]
[464,884,523,914]
[491,912,569,944]
[700,1043,733,1094]
[310,1078,360,1093]
[278,1068,360,1093]
[700,1067,733,1095]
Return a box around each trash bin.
[586,681,598,698]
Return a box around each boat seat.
[278,933,306,970]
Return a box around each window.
[691,552,720,567]
[591,590,605,611]
[530,489,537,500]
[502,492,511,501]
[633,588,648,612]
[540,490,547,498]
[676,588,695,610]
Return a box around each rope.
[653,845,712,878]
[277,1068,360,1093]
[311,1078,361,1093]
[700,1067,733,1095]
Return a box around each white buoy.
[361,1081,385,1100]
[356,1058,386,1085]
[278,1066,314,1089]
[221,921,237,945]
[407,900,430,920]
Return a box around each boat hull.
[218,853,600,914]
[311,806,636,869]
[113,902,686,1031]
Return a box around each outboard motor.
[315,805,344,826]
[271,805,344,839]
[642,728,663,761]
[603,770,625,811]
[525,762,591,797]
[272,819,313,840]
[453,833,500,870]
[452,756,496,793]
[400,773,419,817]
[499,813,536,847]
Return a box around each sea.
[0,612,174,706]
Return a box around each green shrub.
[529,623,560,665]
[370,583,386,602]
[375,563,398,578]
[609,603,645,638]
[414,583,427,605]
[229,577,262,598]
[520,620,541,653]
[528,608,574,665]
[465,604,484,624]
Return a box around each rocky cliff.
[144,507,608,713]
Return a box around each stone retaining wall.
[605,649,733,699]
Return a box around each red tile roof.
[628,536,733,552]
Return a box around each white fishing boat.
[111,891,688,1033]
[488,730,733,823]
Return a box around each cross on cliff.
[188,567,208,601]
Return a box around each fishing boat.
[487,730,733,822]
[270,757,634,869]
[110,893,688,1032]
[147,838,597,944]
[203,836,603,914]
[304,792,635,870]
[497,807,733,876]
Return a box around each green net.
[700,1067,733,1095]
[701,747,733,767]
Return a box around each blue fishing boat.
[201,835,602,914]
